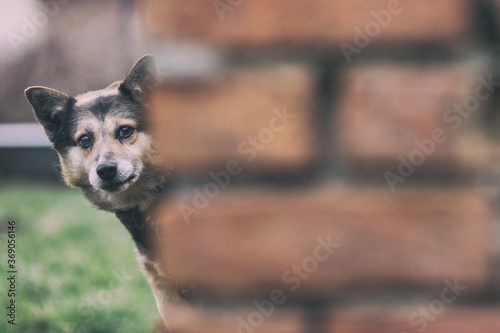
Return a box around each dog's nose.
[96,163,117,181]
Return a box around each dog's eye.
[78,135,92,148]
[118,126,134,139]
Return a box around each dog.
[25,55,193,328]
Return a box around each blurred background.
[2,0,500,332]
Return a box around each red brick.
[154,186,492,298]
[148,64,315,175]
[153,305,500,333]
[136,0,471,48]
[330,307,500,333]
[336,63,480,172]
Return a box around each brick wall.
[137,0,500,331]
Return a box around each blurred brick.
[136,0,471,48]
[330,307,500,333]
[148,64,315,175]
[336,63,482,173]
[149,304,500,333]
[154,186,492,298]
[167,305,303,333]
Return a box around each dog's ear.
[25,86,71,141]
[120,54,159,102]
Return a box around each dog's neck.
[115,207,150,250]
[112,178,171,254]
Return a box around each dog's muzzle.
[97,162,118,181]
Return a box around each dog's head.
[25,55,168,210]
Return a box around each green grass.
[0,182,159,333]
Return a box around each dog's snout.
[96,162,117,181]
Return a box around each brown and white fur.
[25,55,192,329]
